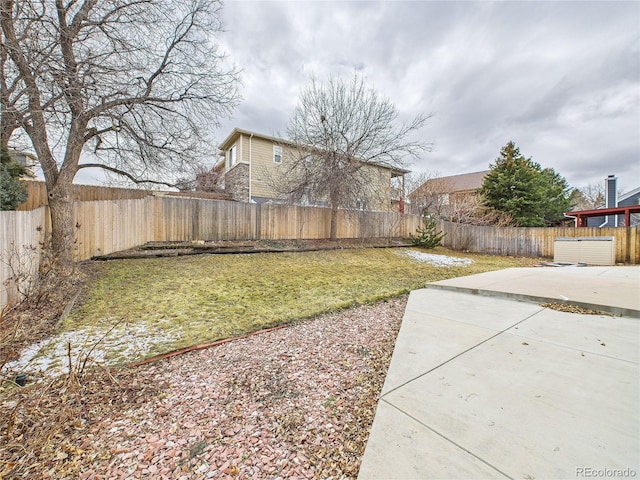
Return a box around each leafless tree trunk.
[0,0,240,269]
[272,74,431,240]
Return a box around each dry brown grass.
[50,246,537,368]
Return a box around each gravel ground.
[5,297,406,479]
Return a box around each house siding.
[619,193,640,207]
[220,129,401,211]
[247,136,288,200]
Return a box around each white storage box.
[553,237,616,266]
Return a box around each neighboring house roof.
[413,170,489,195]
[219,127,410,176]
[619,186,640,205]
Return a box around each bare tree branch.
[0,0,240,267]
[273,74,431,239]
[76,162,178,188]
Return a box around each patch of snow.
[3,320,185,378]
[4,339,53,373]
[400,249,474,267]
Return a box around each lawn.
[30,247,537,371]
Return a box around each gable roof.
[620,186,640,203]
[219,128,287,151]
[414,170,489,195]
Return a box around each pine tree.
[409,215,446,248]
[480,142,571,226]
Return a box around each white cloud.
[214,0,639,192]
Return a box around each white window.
[228,145,236,168]
[273,145,282,164]
[438,193,450,205]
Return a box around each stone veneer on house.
[224,163,249,201]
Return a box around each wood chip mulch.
[1,297,406,479]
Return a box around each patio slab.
[359,267,640,480]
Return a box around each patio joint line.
[382,308,543,399]
[381,398,514,480]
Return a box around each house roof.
[218,128,287,151]
[218,127,410,176]
[413,170,489,195]
[620,186,640,203]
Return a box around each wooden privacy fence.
[436,220,640,264]
[0,207,49,308]
[3,197,639,309]
[1,198,418,307]
[16,179,232,211]
[72,197,419,259]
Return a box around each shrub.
[409,216,445,249]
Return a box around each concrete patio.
[359,266,640,479]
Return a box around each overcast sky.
[210,0,639,194]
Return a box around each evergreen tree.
[480,142,571,226]
[0,145,28,210]
[409,215,446,248]
[539,167,572,223]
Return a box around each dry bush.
[1,241,84,374]
[0,360,160,479]
[1,301,142,479]
[1,240,91,479]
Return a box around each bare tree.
[408,170,513,227]
[569,183,605,211]
[273,74,431,240]
[194,161,225,193]
[0,28,18,147]
[0,0,240,268]
[406,170,454,216]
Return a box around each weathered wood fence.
[2,197,639,309]
[436,220,639,264]
[16,179,232,211]
[1,197,418,307]
[0,207,50,309]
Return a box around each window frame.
[228,145,237,168]
[273,145,282,164]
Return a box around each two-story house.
[219,128,408,212]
